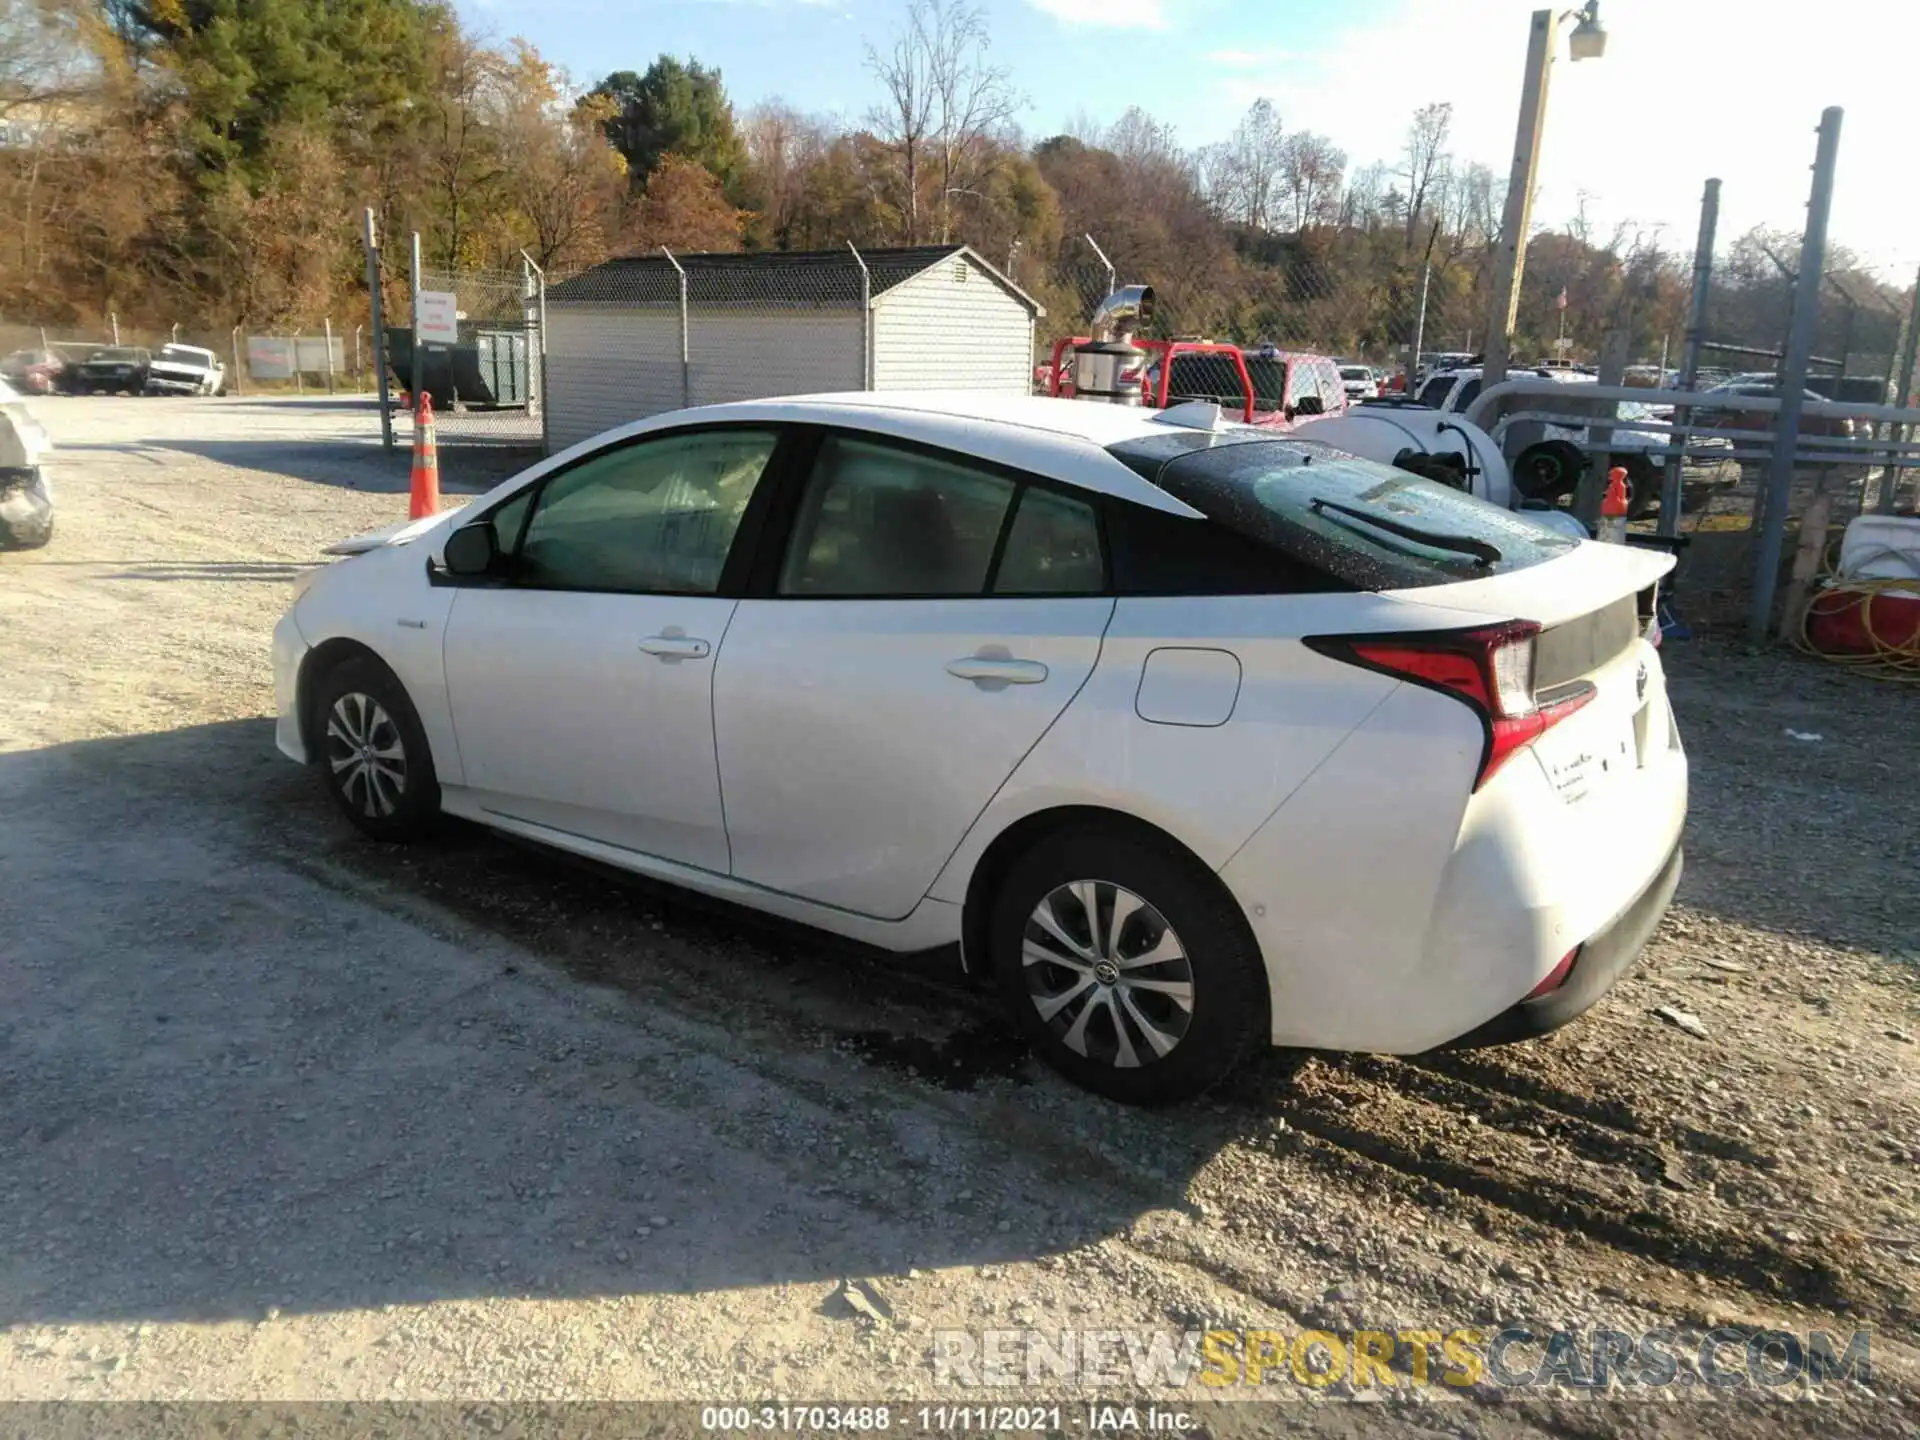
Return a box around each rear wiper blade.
[1309,497,1502,567]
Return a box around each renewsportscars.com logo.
[932,1326,1874,1392]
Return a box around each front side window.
[779,435,1017,597]
[515,427,778,594]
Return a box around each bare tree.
[920,0,1019,243]
[1279,130,1344,230]
[1215,98,1283,230]
[865,2,936,243]
[1400,101,1453,245]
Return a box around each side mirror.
[1294,394,1325,417]
[443,521,497,577]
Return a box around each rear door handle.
[946,656,1048,686]
[639,635,711,661]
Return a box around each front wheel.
[312,656,441,841]
[990,825,1270,1105]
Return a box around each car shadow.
[0,721,1255,1329]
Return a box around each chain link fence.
[395,263,547,451]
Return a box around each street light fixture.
[1567,2,1608,61]
[1479,4,1609,393]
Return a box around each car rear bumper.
[145,377,204,394]
[1433,840,1682,1049]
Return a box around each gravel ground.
[0,396,1915,1433]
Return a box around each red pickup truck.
[1039,340,1352,428]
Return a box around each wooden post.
[1777,491,1834,644]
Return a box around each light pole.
[1480,2,1608,392]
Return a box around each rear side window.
[1451,378,1483,411]
[1417,375,1454,407]
[993,487,1104,594]
[778,434,1015,597]
[1105,497,1334,595]
[1110,434,1577,589]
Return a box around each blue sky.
[460,0,1917,281]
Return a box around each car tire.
[311,655,441,842]
[1512,440,1586,503]
[989,824,1269,1106]
[1617,455,1660,520]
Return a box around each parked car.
[69,346,152,395]
[1337,363,1378,402]
[1680,382,1858,451]
[144,343,227,396]
[1414,365,1674,515]
[273,391,1685,1104]
[1,348,66,396]
[0,376,54,548]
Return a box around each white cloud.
[1026,0,1169,30]
[1205,48,1295,68]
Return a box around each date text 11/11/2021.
[699,1404,1198,1432]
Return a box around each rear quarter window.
[1110,433,1577,590]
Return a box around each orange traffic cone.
[409,391,440,520]
[1596,465,1629,544]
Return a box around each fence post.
[362,208,394,451]
[1084,233,1116,302]
[662,247,690,408]
[111,312,120,344]
[353,325,363,391]
[1750,107,1842,644]
[323,317,336,395]
[1880,264,1920,513]
[409,231,423,421]
[521,250,548,456]
[231,326,243,396]
[1660,177,1720,539]
[293,334,305,396]
[1407,261,1432,392]
[847,243,871,389]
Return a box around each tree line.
[1,0,1907,372]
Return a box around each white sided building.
[542,245,1044,453]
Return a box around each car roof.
[541,392,1234,517]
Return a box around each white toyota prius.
[273,392,1687,1104]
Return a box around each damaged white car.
[0,376,53,549]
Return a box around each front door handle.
[946,656,1048,686]
[640,634,711,661]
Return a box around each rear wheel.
[990,825,1269,1105]
[312,656,440,841]
[1616,454,1661,520]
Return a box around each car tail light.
[1311,622,1596,789]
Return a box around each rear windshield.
[92,348,140,361]
[1339,367,1370,381]
[1109,432,1578,589]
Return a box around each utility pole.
[362,209,394,450]
[1481,9,1559,393]
[1750,108,1842,644]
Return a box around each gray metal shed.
[543,245,1044,453]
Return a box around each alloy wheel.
[325,692,407,818]
[1021,880,1195,1069]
